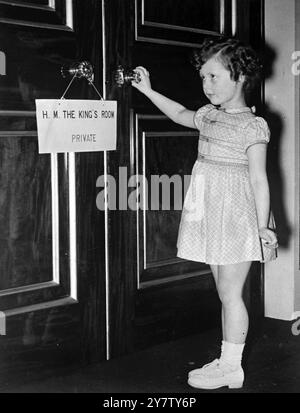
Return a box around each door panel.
[105,0,264,357]
[0,0,75,317]
[135,115,206,288]
[0,137,52,290]
[0,0,72,30]
[135,0,232,46]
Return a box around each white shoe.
[188,359,220,378]
[187,362,244,390]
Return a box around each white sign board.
[36,99,117,153]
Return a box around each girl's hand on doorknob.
[131,66,152,94]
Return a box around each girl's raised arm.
[132,66,196,129]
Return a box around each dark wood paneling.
[0,26,74,112]
[133,42,206,111]
[135,117,209,286]
[0,137,52,290]
[0,4,63,25]
[135,276,221,349]
[0,0,107,375]
[0,147,71,309]
[104,0,137,356]
[0,300,80,386]
[0,1,76,310]
[143,0,221,33]
[2,1,50,6]
[76,152,107,363]
[73,0,107,364]
[136,0,232,46]
[236,0,264,110]
[0,0,71,29]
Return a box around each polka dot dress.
[176,104,277,265]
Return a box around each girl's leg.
[210,264,219,284]
[210,265,225,339]
[217,261,252,344]
[188,261,252,389]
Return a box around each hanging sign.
[35,99,117,153]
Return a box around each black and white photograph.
[0,0,299,396]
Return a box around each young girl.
[132,37,278,390]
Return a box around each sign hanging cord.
[60,72,77,100]
[61,73,104,101]
[88,80,104,101]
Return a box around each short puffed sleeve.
[244,117,270,152]
[193,104,214,130]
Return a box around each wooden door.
[104,0,264,357]
[0,0,107,379]
[0,0,264,377]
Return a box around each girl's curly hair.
[192,37,263,94]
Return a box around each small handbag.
[260,211,278,263]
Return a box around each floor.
[0,318,300,393]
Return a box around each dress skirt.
[176,158,277,265]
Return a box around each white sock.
[219,340,245,370]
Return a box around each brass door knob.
[114,65,141,87]
[61,61,94,83]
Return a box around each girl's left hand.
[259,227,278,249]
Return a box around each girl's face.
[199,56,245,109]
